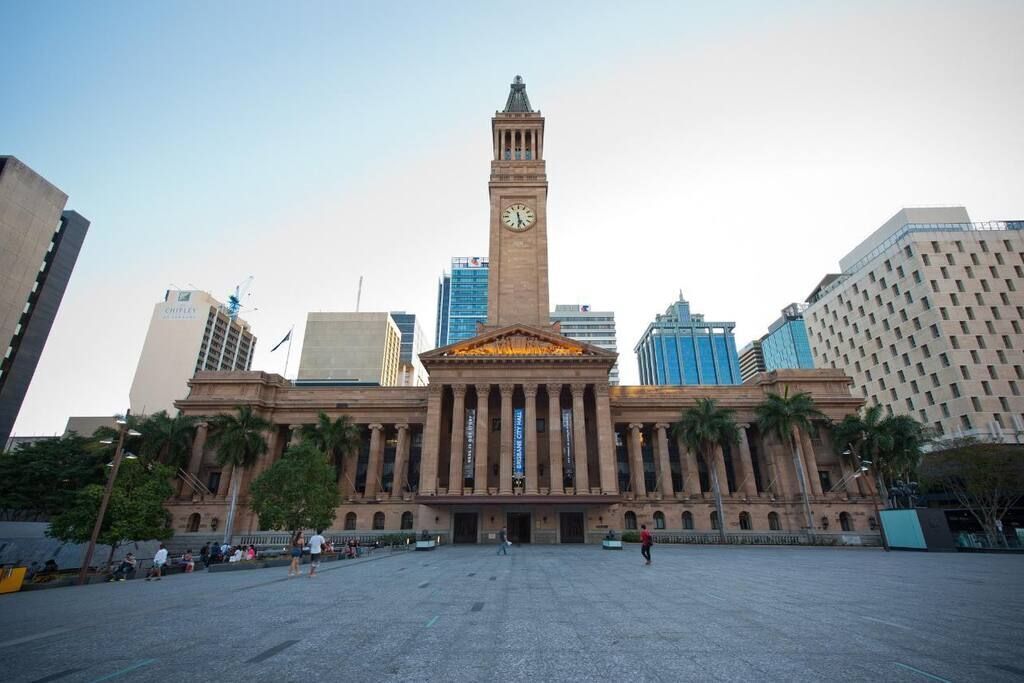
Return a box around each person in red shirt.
[640,524,653,565]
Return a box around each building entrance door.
[453,513,478,544]
[506,512,531,543]
[560,512,585,543]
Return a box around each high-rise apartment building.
[805,207,1024,441]
[738,340,766,383]
[389,311,427,386]
[435,256,488,347]
[129,289,256,415]
[297,312,401,386]
[0,157,90,445]
[550,304,619,384]
[635,295,741,385]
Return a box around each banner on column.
[561,408,574,477]
[512,408,525,478]
[463,408,476,479]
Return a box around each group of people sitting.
[203,542,257,565]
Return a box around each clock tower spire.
[486,75,550,329]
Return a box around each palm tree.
[208,406,271,543]
[136,410,197,468]
[300,412,361,488]
[672,398,739,543]
[755,388,826,536]
[832,406,927,505]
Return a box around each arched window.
[400,511,413,530]
[768,512,781,531]
[682,511,694,530]
[186,513,201,533]
[710,511,720,530]
[373,512,386,530]
[739,511,752,530]
[624,511,638,530]
[839,512,853,532]
[653,511,666,530]
[344,512,357,530]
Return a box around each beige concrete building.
[805,207,1024,442]
[738,340,766,383]
[0,157,89,446]
[550,304,619,385]
[169,77,879,544]
[129,289,255,416]
[297,312,402,386]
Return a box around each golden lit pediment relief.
[450,334,583,357]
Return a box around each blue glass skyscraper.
[634,295,741,385]
[435,256,489,347]
[761,304,815,371]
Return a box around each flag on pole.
[270,328,292,352]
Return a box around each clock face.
[501,203,536,232]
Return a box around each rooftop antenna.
[356,275,363,312]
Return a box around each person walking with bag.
[640,524,653,566]
[497,526,509,555]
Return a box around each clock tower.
[486,75,550,329]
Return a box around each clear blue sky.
[4,1,1022,434]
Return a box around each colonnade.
[494,127,542,161]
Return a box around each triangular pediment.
[421,324,617,362]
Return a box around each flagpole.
[282,325,294,378]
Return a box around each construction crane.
[226,276,254,320]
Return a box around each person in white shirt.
[228,547,243,563]
[147,544,169,581]
[308,531,326,578]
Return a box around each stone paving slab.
[1,545,1022,682]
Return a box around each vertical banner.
[463,408,476,479]
[513,408,525,478]
[561,408,575,477]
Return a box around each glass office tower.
[634,295,741,385]
[435,257,489,347]
[761,304,815,372]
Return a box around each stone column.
[364,423,385,499]
[188,421,208,476]
[678,436,702,495]
[713,445,730,496]
[736,425,758,496]
[473,385,490,495]
[654,423,674,498]
[570,383,589,493]
[499,383,514,495]
[764,434,789,497]
[217,463,233,498]
[523,383,539,494]
[493,127,499,160]
[627,423,646,497]
[800,428,823,496]
[288,424,303,448]
[392,423,410,499]
[447,384,466,495]
[419,384,444,495]
[547,383,563,495]
[594,384,618,494]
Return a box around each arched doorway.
[186,513,201,533]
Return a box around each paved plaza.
[1,545,1023,682]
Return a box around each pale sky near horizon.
[3,1,1023,435]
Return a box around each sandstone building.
[172,78,878,543]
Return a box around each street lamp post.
[843,446,890,552]
[77,413,141,586]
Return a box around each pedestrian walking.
[497,526,509,555]
[146,544,168,580]
[288,530,305,577]
[199,542,210,568]
[640,524,652,565]
[308,530,326,577]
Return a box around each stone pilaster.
[447,384,466,496]
[499,383,514,495]
[678,435,702,495]
[217,463,233,498]
[188,422,208,476]
[523,383,539,495]
[364,423,385,499]
[570,383,589,493]
[713,444,730,496]
[737,425,758,496]
[654,423,674,498]
[392,423,410,498]
[419,384,444,495]
[594,384,618,494]
[799,428,823,497]
[473,385,490,495]
[547,383,563,495]
[627,423,646,497]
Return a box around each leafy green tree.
[250,442,339,533]
[208,406,271,543]
[136,410,197,468]
[755,389,826,534]
[300,412,360,486]
[673,398,739,543]
[832,405,927,505]
[47,460,175,568]
[0,436,105,520]
[919,443,1024,547]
